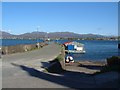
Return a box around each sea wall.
[59,44,66,70]
[1,42,47,55]
[45,44,66,73]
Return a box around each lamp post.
[47,32,49,40]
[36,26,40,43]
[36,26,40,48]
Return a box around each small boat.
[63,41,86,54]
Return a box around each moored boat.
[63,41,86,54]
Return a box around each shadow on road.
[40,62,50,68]
[11,62,96,88]
[78,64,104,70]
[11,62,119,88]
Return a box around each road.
[1,43,119,88]
[2,43,69,88]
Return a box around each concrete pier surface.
[2,43,61,70]
[1,43,119,88]
[2,43,68,88]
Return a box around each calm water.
[1,39,44,46]
[1,39,119,61]
[54,40,119,61]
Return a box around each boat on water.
[63,41,86,54]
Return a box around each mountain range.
[0,31,114,39]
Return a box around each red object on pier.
[63,42,72,46]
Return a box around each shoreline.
[1,39,118,46]
[77,60,106,66]
[1,38,118,41]
[65,60,106,67]
[77,60,106,64]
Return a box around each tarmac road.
[2,43,69,88]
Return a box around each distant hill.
[0,31,111,39]
[48,32,105,38]
[17,32,47,39]
[0,31,13,38]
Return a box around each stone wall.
[45,44,66,73]
[1,42,47,55]
[59,44,66,70]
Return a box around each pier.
[1,43,119,88]
[2,43,64,88]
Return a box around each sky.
[2,2,118,36]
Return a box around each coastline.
[77,60,106,65]
[65,60,106,70]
